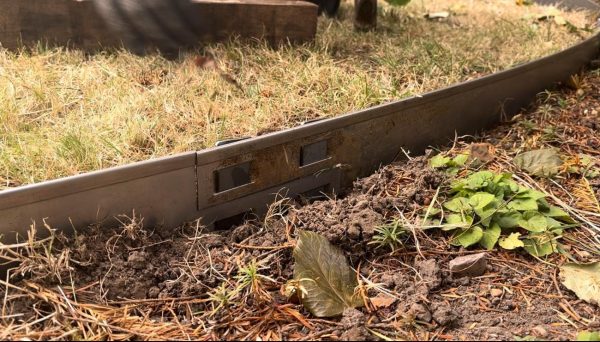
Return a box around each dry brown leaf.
[370,294,397,309]
[469,143,495,163]
[193,55,217,69]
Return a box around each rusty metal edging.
[1,0,599,239]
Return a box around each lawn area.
[0,0,593,189]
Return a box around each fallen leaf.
[515,0,533,5]
[370,294,396,309]
[293,230,364,317]
[560,262,600,305]
[513,149,563,177]
[469,143,495,163]
[193,55,217,69]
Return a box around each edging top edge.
[0,152,196,211]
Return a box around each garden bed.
[1,67,599,341]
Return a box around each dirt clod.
[532,325,549,338]
[409,303,432,322]
[431,302,456,327]
[340,308,369,341]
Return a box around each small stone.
[532,325,549,338]
[490,288,503,297]
[449,252,488,278]
[576,89,585,96]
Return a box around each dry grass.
[0,0,594,189]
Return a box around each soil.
[2,70,600,341]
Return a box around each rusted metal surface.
[1,0,599,237]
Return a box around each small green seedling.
[207,282,238,316]
[370,220,409,251]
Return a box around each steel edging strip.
[1,0,599,237]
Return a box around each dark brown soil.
[2,71,600,341]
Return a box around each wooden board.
[193,0,318,44]
[0,0,318,50]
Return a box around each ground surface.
[1,67,599,340]
[0,0,593,189]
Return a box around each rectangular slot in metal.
[214,162,251,193]
[214,210,252,231]
[300,140,328,166]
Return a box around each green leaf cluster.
[384,0,411,6]
[577,331,600,341]
[429,153,469,175]
[438,170,576,256]
[371,220,408,251]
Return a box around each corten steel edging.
[194,32,600,223]
[0,152,199,239]
[0,1,599,237]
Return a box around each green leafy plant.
[370,220,409,251]
[207,282,238,316]
[384,0,411,6]
[235,259,276,301]
[436,170,576,256]
[577,331,600,341]
[429,153,469,175]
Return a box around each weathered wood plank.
[68,0,119,49]
[193,0,318,44]
[0,1,22,49]
[0,0,318,50]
